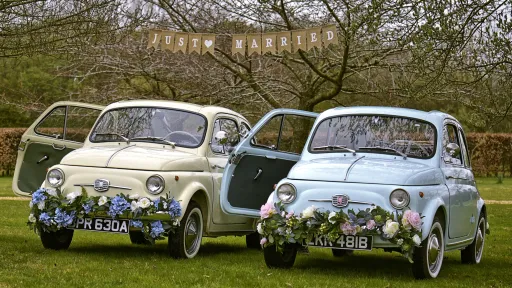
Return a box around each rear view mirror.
[444,142,461,163]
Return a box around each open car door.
[13,102,104,196]
[220,109,318,217]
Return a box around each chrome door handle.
[211,164,224,169]
[254,168,263,180]
[52,143,66,151]
[446,175,469,181]
[37,155,48,164]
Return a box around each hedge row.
[0,128,510,177]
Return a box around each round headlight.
[277,183,296,204]
[390,189,410,209]
[47,168,65,188]
[146,175,165,195]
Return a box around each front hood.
[61,145,207,171]
[288,156,440,185]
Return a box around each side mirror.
[444,142,461,163]
[214,131,228,145]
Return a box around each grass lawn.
[0,178,511,287]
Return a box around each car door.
[13,102,104,196]
[220,109,318,217]
[441,121,474,238]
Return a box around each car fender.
[420,197,447,241]
[176,181,211,229]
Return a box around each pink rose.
[366,219,376,230]
[259,202,275,219]
[286,210,295,219]
[403,210,422,231]
[341,222,357,235]
[260,237,267,245]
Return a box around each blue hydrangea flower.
[131,220,143,228]
[149,221,164,238]
[53,208,75,228]
[168,199,181,218]
[108,196,130,217]
[82,203,92,214]
[153,198,161,209]
[39,212,52,226]
[31,189,47,205]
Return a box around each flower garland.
[27,188,182,243]
[257,202,423,262]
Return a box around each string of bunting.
[147,25,338,55]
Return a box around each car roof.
[103,100,248,122]
[319,106,458,126]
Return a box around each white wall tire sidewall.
[183,207,203,259]
[428,222,444,278]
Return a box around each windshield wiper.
[313,145,356,154]
[93,133,130,144]
[357,146,407,159]
[129,136,176,148]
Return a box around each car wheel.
[129,231,151,245]
[263,244,297,269]
[461,214,486,264]
[40,229,74,250]
[412,217,444,279]
[168,201,203,259]
[332,249,354,257]
[246,232,262,250]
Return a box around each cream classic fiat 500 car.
[14,100,259,258]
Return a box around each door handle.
[265,155,276,159]
[37,155,48,164]
[446,175,469,181]
[254,168,263,180]
[211,164,224,170]
[52,143,66,151]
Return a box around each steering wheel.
[163,131,200,145]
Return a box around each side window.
[240,122,251,137]
[210,118,240,155]
[252,114,315,154]
[66,106,101,142]
[442,124,462,165]
[458,129,471,168]
[35,107,66,139]
[34,105,100,143]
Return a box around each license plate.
[72,218,130,234]
[306,235,373,251]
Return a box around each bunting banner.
[146,25,337,55]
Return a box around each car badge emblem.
[94,179,110,192]
[332,194,349,208]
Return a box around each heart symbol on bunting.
[204,40,213,48]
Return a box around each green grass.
[476,177,512,201]
[0,193,511,286]
[0,177,13,197]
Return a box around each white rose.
[129,194,140,200]
[412,234,422,246]
[37,201,45,210]
[257,223,264,234]
[302,206,317,219]
[163,202,168,209]
[383,220,399,237]
[397,239,404,245]
[46,189,58,197]
[66,191,82,203]
[130,201,138,212]
[98,196,108,206]
[137,198,151,209]
[328,211,337,224]
[28,214,36,223]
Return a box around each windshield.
[309,115,436,159]
[90,107,207,148]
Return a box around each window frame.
[458,127,472,169]
[209,116,240,156]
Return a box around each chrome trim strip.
[344,156,365,181]
[446,238,473,247]
[73,184,132,190]
[308,199,374,205]
[105,144,136,167]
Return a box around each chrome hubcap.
[475,220,485,261]
[428,234,440,267]
[184,212,201,255]
[427,224,443,275]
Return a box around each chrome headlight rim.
[46,168,65,188]
[277,183,297,204]
[146,174,165,195]
[389,188,410,209]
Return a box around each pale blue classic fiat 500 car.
[219,106,488,279]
